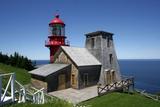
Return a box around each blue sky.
[0,0,160,60]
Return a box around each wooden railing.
[0,73,45,106]
[15,79,45,104]
[31,87,44,104]
[15,80,26,103]
[135,89,160,101]
[97,76,134,96]
[0,73,15,106]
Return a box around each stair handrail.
[15,80,26,103]
[0,73,45,105]
[0,73,15,103]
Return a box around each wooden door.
[83,73,88,87]
[58,74,66,90]
[106,71,111,84]
[111,71,116,83]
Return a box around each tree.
[0,52,35,71]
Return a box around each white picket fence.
[0,73,45,106]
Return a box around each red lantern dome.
[49,14,64,25]
[45,14,69,63]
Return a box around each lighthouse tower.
[45,14,69,63]
[85,31,121,85]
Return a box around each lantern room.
[49,14,65,36]
[45,14,69,63]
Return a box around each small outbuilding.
[54,46,102,89]
[29,46,101,92]
[29,64,71,92]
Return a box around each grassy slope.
[0,63,73,107]
[6,100,73,107]
[0,63,30,85]
[80,92,160,107]
[1,63,160,107]
[7,93,160,107]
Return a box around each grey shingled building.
[85,31,121,85]
[54,46,101,89]
[30,46,101,92]
[29,30,121,92]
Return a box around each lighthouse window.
[72,74,75,85]
[57,28,60,36]
[107,37,110,47]
[109,54,113,64]
[52,26,57,35]
[57,25,61,36]
[91,38,95,48]
[61,27,64,36]
[49,27,53,35]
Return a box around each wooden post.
[23,88,26,103]
[97,86,99,96]
[41,91,44,104]
[0,76,2,103]
[11,73,15,102]
[97,83,101,96]
[128,86,129,93]
[132,78,135,91]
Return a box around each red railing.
[45,40,70,46]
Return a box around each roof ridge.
[61,46,85,49]
[61,46,101,66]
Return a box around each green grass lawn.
[79,92,160,107]
[5,92,160,107]
[0,63,31,85]
[0,63,73,107]
[5,99,73,107]
[1,63,160,107]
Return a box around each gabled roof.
[61,46,101,66]
[29,64,69,77]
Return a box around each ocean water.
[119,59,160,94]
[34,59,160,94]
[34,60,49,65]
